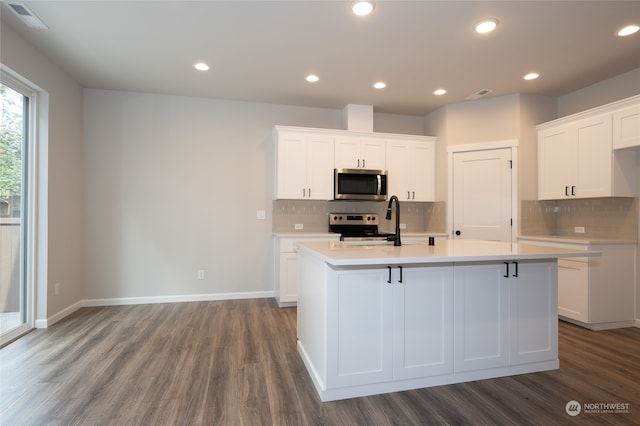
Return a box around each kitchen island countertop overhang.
[295,239,600,402]
[295,239,600,266]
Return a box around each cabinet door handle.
[302,188,306,197]
[387,266,392,284]
[407,191,411,200]
[571,186,576,196]
[565,186,570,196]
[512,261,518,278]
[358,158,361,168]
[504,261,510,278]
[412,191,415,200]
[398,266,403,283]
[362,159,365,168]
[308,188,311,198]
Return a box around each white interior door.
[452,148,513,242]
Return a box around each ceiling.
[2,1,640,115]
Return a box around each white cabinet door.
[557,258,589,323]
[275,131,334,200]
[278,252,298,304]
[307,134,335,200]
[613,103,640,150]
[508,260,558,365]
[392,265,454,379]
[453,263,509,372]
[386,139,435,202]
[335,136,385,169]
[327,268,393,387]
[576,114,612,198]
[386,140,412,200]
[411,141,435,201]
[276,132,310,199]
[361,137,386,170]
[538,125,577,200]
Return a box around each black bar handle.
[504,261,510,278]
[387,266,392,284]
[398,266,403,283]
[512,261,519,277]
[571,185,576,196]
[565,186,570,196]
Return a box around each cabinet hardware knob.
[455,230,461,236]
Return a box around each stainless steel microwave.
[334,168,388,201]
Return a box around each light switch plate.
[294,223,304,230]
[256,210,266,220]
[574,226,585,234]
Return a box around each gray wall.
[1,23,84,323]
[82,90,425,301]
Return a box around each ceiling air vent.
[6,2,48,29]
[466,89,493,101]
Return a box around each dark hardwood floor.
[1,298,638,425]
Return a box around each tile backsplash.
[521,197,638,239]
[273,199,447,234]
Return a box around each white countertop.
[519,235,637,245]
[296,239,600,267]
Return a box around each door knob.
[455,230,461,236]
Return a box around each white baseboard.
[35,300,84,328]
[36,291,276,328]
[635,318,640,328]
[83,290,276,307]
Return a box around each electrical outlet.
[256,210,266,220]
[574,226,585,234]
[197,270,205,280]
[294,223,304,230]
[399,223,406,229]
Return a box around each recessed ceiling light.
[433,89,447,96]
[305,74,319,83]
[475,18,499,34]
[352,0,375,16]
[617,25,640,37]
[373,81,386,89]
[193,62,210,71]
[524,72,540,81]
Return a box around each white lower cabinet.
[519,238,636,329]
[305,259,558,399]
[454,260,557,371]
[275,235,340,307]
[327,264,453,388]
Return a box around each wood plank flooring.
[1,298,639,425]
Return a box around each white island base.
[295,240,593,402]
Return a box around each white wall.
[1,23,84,323]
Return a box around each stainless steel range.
[328,213,396,242]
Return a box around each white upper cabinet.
[335,135,386,170]
[537,96,638,200]
[386,138,436,202]
[613,102,640,150]
[275,129,334,200]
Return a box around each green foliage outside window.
[0,83,23,201]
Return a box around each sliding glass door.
[0,80,32,344]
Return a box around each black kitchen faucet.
[385,195,402,246]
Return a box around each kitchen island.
[295,239,597,401]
